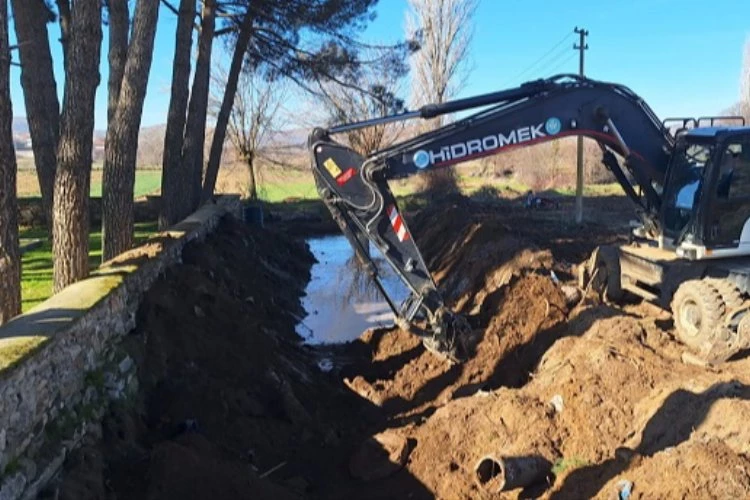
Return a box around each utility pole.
[574,26,588,224]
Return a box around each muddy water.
[297,235,410,344]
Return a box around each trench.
[48,196,750,500]
[296,235,409,345]
[48,218,439,500]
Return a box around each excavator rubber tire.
[705,277,744,312]
[587,245,623,302]
[737,313,750,350]
[671,279,725,352]
[698,326,743,364]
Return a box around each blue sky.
[8,0,750,131]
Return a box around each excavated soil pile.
[55,197,750,499]
[338,199,750,499]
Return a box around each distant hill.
[13,116,28,134]
[13,116,106,138]
[13,117,308,161]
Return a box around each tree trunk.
[0,0,21,323]
[55,0,71,70]
[201,11,253,201]
[181,0,216,212]
[107,0,129,125]
[102,0,160,261]
[10,0,60,234]
[247,153,257,200]
[158,0,196,229]
[53,0,102,293]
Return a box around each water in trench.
[297,235,411,345]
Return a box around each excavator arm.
[307,74,675,361]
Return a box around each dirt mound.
[410,200,557,313]
[592,439,750,499]
[342,202,572,419]
[354,302,750,499]
[57,197,750,499]
[336,199,750,498]
[347,273,568,417]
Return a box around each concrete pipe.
[474,454,552,493]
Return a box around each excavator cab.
[659,128,750,253]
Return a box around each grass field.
[20,222,158,312]
[17,169,163,198]
[18,160,625,202]
[247,169,625,202]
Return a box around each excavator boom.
[307,74,677,361]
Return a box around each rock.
[561,285,582,306]
[550,394,564,414]
[343,376,384,406]
[0,472,26,500]
[118,356,134,374]
[83,386,98,406]
[283,476,309,494]
[18,457,36,481]
[349,430,410,481]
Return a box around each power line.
[503,31,575,85]
[519,44,574,81]
[546,52,577,75]
[514,32,575,79]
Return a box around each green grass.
[254,173,624,203]
[551,456,591,475]
[89,170,163,198]
[551,183,625,197]
[255,180,320,202]
[19,222,158,312]
[18,169,163,198]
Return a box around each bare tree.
[202,10,254,201]
[137,125,165,168]
[316,47,409,157]
[210,66,286,199]
[404,0,477,195]
[0,0,21,322]
[53,0,103,292]
[740,36,750,120]
[102,0,160,261]
[10,0,60,233]
[405,0,476,124]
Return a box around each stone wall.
[0,196,242,500]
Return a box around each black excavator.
[307,73,750,365]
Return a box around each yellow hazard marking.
[323,158,342,178]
